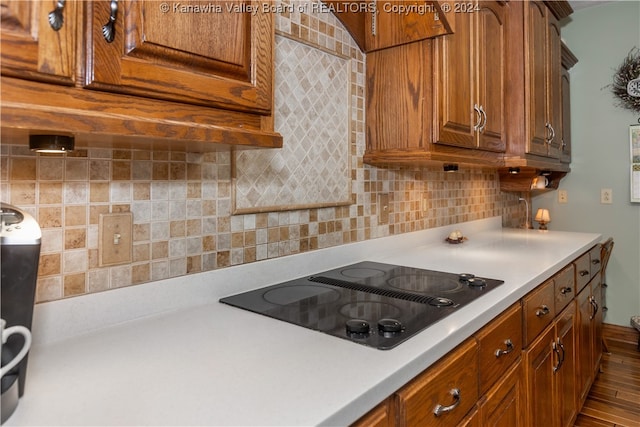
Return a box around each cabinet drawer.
[554,264,575,313]
[396,339,479,427]
[589,245,602,276]
[475,304,523,394]
[522,279,555,346]
[574,251,591,291]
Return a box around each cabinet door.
[0,0,77,84]
[524,325,555,427]
[576,284,593,405]
[433,1,476,149]
[85,0,273,114]
[476,0,507,152]
[479,360,525,427]
[546,13,562,159]
[555,302,578,427]
[525,1,548,157]
[591,276,603,376]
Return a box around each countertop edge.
[8,220,605,427]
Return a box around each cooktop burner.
[219,261,504,350]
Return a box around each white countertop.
[5,218,601,426]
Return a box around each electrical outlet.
[99,212,133,266]
[558,190,568,204]
[601,188,613,204]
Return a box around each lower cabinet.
[556,303,578,427]
[477,360,526,427]
[351,398,393,427]
[395,339,479,427]
[577,273,603,406]
[351,246,600,427]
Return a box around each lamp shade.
[535,209,550,223]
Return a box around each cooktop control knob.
[467,277,487,288]
[345,319,370,336]
[378,318,404,335]
[459,273,475,282]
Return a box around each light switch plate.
[99,212,133,267]
[378,193,389,224]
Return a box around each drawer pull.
[589,296,599,320]
[579,270,590,277]
[494,339,514,358]
[433,388,461,417]
[560,286,573,295]
[535,305,550,317]
[592,259,601,265]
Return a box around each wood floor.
[574,324,640,427]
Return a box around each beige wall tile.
[0,6,524,305]
[10,157,37,180]
[64,273,86,297]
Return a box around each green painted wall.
[533,0,640,327]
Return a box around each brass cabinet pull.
[102,0,118,43]
[535,305,550,317]
[433,388,461,417]
[592,259,601,265]
[579,270,590,277]
[48,0,66,31]
[560,286,572,295]
[494,339,514,358]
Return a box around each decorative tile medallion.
[232,34,351,213]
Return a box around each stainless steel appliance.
[220,261,504,350]
[1,203,41,423]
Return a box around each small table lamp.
[535,208,551,230]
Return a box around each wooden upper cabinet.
[476,1,507,152]
[0,0,77,84]
[525,1,562,159]
[323,1,451,53]
[84,0,273,114]
[434,0,507,152]
[365,1,450,51]
[525,1,548,157]
[560,43,578,164]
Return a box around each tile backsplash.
[0,1,525,303]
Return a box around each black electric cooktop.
[220,261,504,350]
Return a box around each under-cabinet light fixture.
[443,164,459,173]
[508,167,520,174]
[29,135,74,153]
